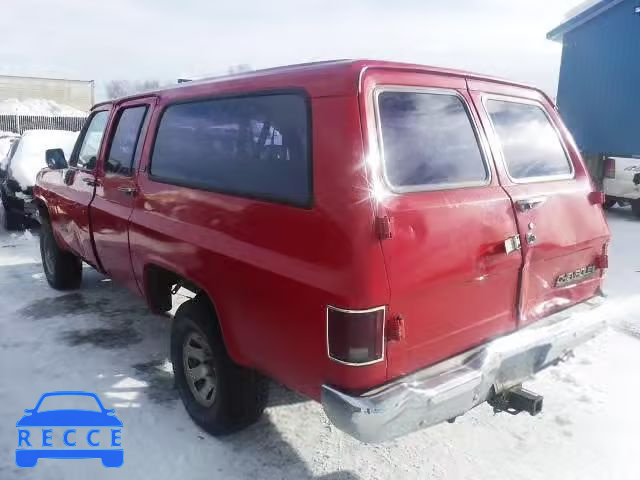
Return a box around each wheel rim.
[182,331,217,407]
[43,231,56,275]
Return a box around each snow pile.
[0,98,87,117]
[9,129,78,188]
[21,229,34,241]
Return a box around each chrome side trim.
[322,295,606,443]
[326,305,386,367]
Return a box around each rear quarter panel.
[129,91,390,399]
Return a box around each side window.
[104,106,147,176]
[72,111,109,171]
[485,99,572,180]
[150,94,310,206]
[377,90,488,190]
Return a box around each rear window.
[485,99,572,180]
[377,90,488,191]
[150,93,311,207]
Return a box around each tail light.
[597,241,610,270]
[604,157,615,179]
[327,306,385,365]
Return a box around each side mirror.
[45,148,68,170]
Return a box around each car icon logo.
[16,391,123,468]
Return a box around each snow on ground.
[0,98,87,117]
[0,206,639,479]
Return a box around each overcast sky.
[1,0,584,100]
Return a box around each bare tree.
[105,79,163,99]
[105,80,130,100]
[137,80,161,91]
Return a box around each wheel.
[40,216,82,289]
[171,296,268,435]
[632,199,640,218]
[603,198,617,210]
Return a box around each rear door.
[361,70,523,377]
[468,80,610,325]
[90,98,153,291]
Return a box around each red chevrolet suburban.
[33,60,610,442]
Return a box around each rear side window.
[150,93,310,206]
[485,99,572,180]
[105,106,147,176]
[377,90,487,191]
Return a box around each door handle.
[82,177,99,187]
[516,197,547,211]
[503,234,521,254]
[117,186,137,196]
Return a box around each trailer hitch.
[488,386,543,416]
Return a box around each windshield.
[0,138,19,171]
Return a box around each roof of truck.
[94,59,540,109]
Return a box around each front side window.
[150,93,310,206]
[485,99,572,180]
[105,106,147,176]
[377,90,487,190]
[73,110,109,171]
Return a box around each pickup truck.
[33,60,610,443]
[603,155,640,216]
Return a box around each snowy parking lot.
[1,207,639,480]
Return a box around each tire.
[632,199,640,218]
[1,192,22,230]
[171,296,268,435]
[2,208,22,230]
[39,217,82,290]
[603,198,617,210]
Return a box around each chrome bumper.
[322,296,607,443]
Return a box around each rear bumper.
[321,295,606,443]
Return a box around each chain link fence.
[0,115,87,135]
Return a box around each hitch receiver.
[488,386,543,416]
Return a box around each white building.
[0,75,94,112]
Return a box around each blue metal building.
[548,0,640,158]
